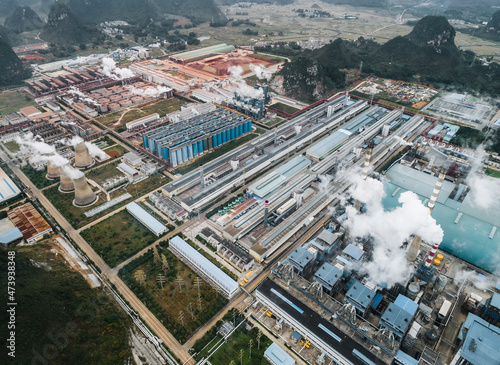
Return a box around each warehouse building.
[126,113,160,131]
[168,236,239,298]
[0,168,21,204]
[344,279,376,317]
[8,203,53,243]
[126,202,166,236]
[264,343,295,365]
[142,107,252,166]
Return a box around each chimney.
[406,235,422,261]
[425,242,440,268]
[427,171,446,214]
[400,106,405,120]
[46,160,60,180]
[58,165,75,193]
[361,141,375,180]
[199,164,204,188]
[264,200,269,227]
[344,91,349,106]
[73,175,97,207]
[74,141,93,169]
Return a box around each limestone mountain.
[4,6,44,33]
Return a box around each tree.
[161,253,169,274]
[79,43,87,50]
[153,246,160,264]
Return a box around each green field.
[0,90,37,115]
[0,244,131,365]
[21,164,56,189]
[269,102,300,115]
[194,319,272,364]
[96,97,188,128]
[174,133,259,175]
[3,140,20,153]
[119,241,229,343]
[486,168,500,178]
[86,161,123,185]
[81,209,159,267]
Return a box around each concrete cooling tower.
[74,142,94,169]
[73,176,97,207]
[58,166,75,193]
[46,161,60,180]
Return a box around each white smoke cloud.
[16,132,56,155]
[250,64,272,81]
[454,269,500,290]
[61,164,84,179]
[67,86,100,106]
[130,86,170,97]
[345,174,444,287]
[394,136,413,146]
[85,142,107,160]
[99,57,135,80]
[228,65,264,100]
[467,174,500,209]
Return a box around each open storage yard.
[119,242,228,343]
[0,90,37,115]
[80,209,159,267]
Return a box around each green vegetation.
[269,102,300,115]
[97,97,188,128]
[486,168,500,178]
[266,117,285,127]
[3,140,20,153]
[253,53,287,62]
[103,144,127,159]
[449,126,487,149]
[81,209,159,267]
[4,6,44,33]
[86,161,123,185]
[174,133,259,175]
[119,241,229,343]
[194,319,272,364]
[0,90,37,115]
[0,244,131,365]
[21,164,54,189]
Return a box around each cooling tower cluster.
[58,165,75,193]
[73,176,98,207]
[74,142,94,169]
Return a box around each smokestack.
[361,141,375,180]
[425,242,440,268]
[344,91,349,106]
[58,165,75,193]
[264,200,269,227]
[73,175,98,207]
[400,106,405,120]
[74,141,94,169]
[427,171,446,214]
[46,160,60,180]
[199,165,204,188]
[406,235,422,261]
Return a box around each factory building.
[7,203,53,243]
[126,202,167,236]
[256,279,385,365]
[126,113,160,131]
[228,84,269,119]
[149,192,188,221]
[247,156,311,200]
[283,246,316,277]
[123,152,143,168]
[0,168,21,204]
[380,295,418,340]
[168,236,239,298]
[313,262,343,295]
[264,343,295,365]
[344,279,376,317]
[303,229,342,261]
[142,107,252,166]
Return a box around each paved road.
[0,150,194,365]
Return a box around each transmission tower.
[176,275,184,293]
[188,301,194,320]
[178,310,185,327]
[156,274,166,289]
[134,269,147,285]
[249,339,253,359]
[257,330,262,349]
[161,253,169,274]
[239,349,244,365]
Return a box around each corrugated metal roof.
[461,320,500,365]
[0,227,23,244]
[345,279,375,310]
[380,302,412,337]
[314,263,342,290]
[0,168,21,203]
[169,236,238,295]
[490,292,500,310]
[126,202,166,235]
[342,244,364,261]
[8,202,52,241]
[118,162,139,176]
[285,246,314,271]
[264,343,295,365]
[306,130,349,159]
[394,294,418,316]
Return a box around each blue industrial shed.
[459,319,500,365]
[264,343,295,365]
[345,279,376,317]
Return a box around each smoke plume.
[67,86,100,106]
[250,64,272,81]
[228,65,264,100]
[130,86,170,97]
[100,57,135,80]
[61,164,84,179]
[345,174,444,287]
[16,132,56,155]
[85,142,108,160]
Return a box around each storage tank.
[406,283,420,300]
[58,165,75,193]
[433,258,441,266]
[73,176,98,207]
[435,275,448,293]
[436,253,444,261]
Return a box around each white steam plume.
[228,65,264,99]
[394,136,413,146]
[250,64,272,81]
[465,145,500,209]
[130,86,170,97]
[61,164,84,179]
[67,86,100,106]
[85,142,107,160]
[16,132,56,155]
[345,174,444,287]
[454,269,500,290]
[100,57,135,80]
[60,135,84,147]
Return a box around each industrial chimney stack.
[73,175,98,207]
[74,141,94,169]
[361,141,375,180]
[427,171,446,214]
[46,161,60,180]
[58,165,75,193]
[264,200,269,227]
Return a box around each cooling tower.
[46,161,60,180]
[58,166,75,193]
[73,176,98,207]
[74,142,94,169]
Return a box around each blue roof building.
[314,263,343,293]
[0,227,23,245]
[342,244,364,261]
[380,302,413,340]
[264,343,295,365]
[457,313,492,343]
[345,279,376,317]
[283,246,315,277]
[394,295,418,317]
[394,350,418,365]
[458,319,500,365]
[484,292,500,320]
